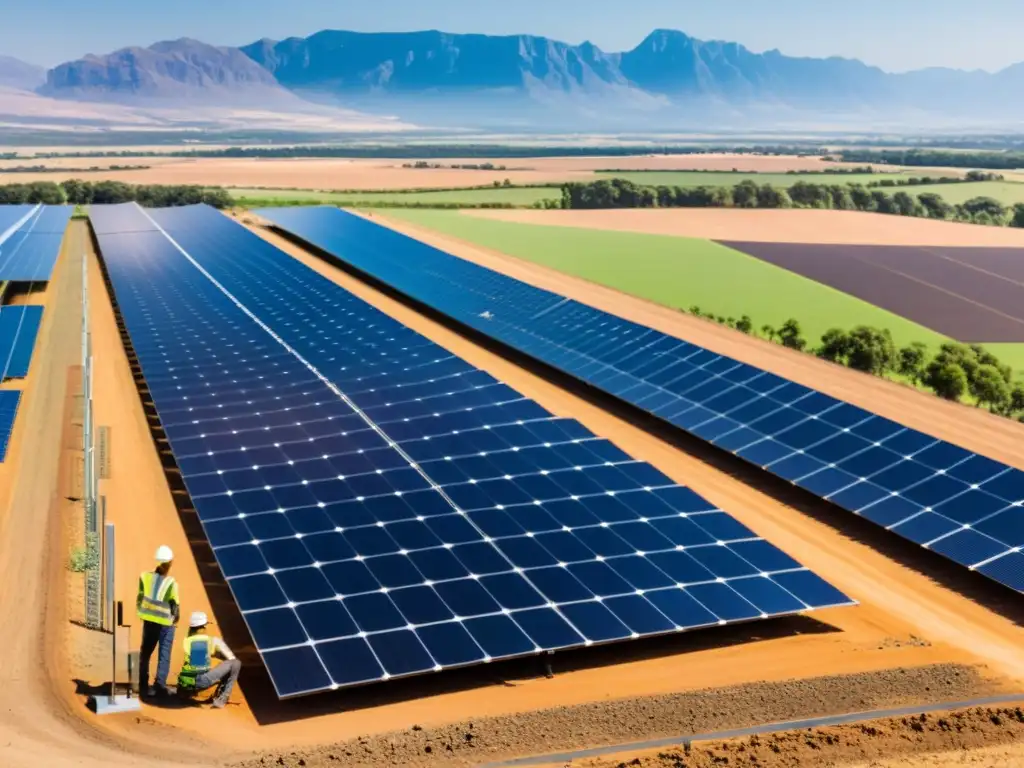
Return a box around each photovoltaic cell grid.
[258,206,1024,595]
[0,205,73,281]
[0,204,35,237]
[0,389,21,462]
[0,305,44,379]
[91,202,852,698]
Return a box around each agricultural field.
[230,174,1024,211]
[592,170,917,187]
[229,185,559,206]
[381,209,1024,371]
[904,180,1024,205]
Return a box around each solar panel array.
[0,305,43,380]
[0,204,36,238]
[0,205,73,281]
[91,202,852,698]
[0,390,21,462]
[258,206,1024,595]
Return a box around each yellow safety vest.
[137,571,178,626]
[178,634,211,690]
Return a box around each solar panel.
[0,205,72,281]
[0,204,36,237]
[258,206,1024,595]
[0,389,21,462]
[0,306,44,379]
[91,203,852,698]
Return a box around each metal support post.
[89,524,139,714]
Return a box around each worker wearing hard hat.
[137,545,180,698]
[176,611,241,708]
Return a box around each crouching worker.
[176,611,241,708]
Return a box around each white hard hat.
[155,545,174,563]
[189,611,208,629]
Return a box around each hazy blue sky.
[3,0,1021,71]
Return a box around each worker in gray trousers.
[176,611,242,708]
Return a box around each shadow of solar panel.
[91,203,853,699]
[257,205,1024,596]
[0,389,21,462]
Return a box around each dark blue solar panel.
[0,389,21,462]
[0,204,72,280]
[259,205,1024,595]
[92,202,852,698]
[0,205,72,281]
[0,305,43,379]
[0,205,35,239]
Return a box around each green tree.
[757,184,792,209]
[828,185,856,210]
[817,328,852,364]
[971,364,1012,412]
[736,315,754,334]
[732,180,759,208]
[917,192,954,220]
[761,324,777,342]
[845,326,898,375]
[962,196,1007,221]
[710,186,733,208]
[848,185,876,211]
[1010,203,1024,229]
[1009,383,1024,415]
[931,342,981,387]
[924,361,969,401]
[788,182,831,209]
[871,190,897,214]
[777,319,807,351]
[897,342,930,385]
[892,191,922,217]
[60,178,93,204]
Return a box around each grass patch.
[231,186,559,207]
[900,180,1024,206]
[381,209,1024,371]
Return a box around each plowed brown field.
[465,208,1024,246]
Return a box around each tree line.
[401,161,511,171]
[0,165,150,174]
[0,180,234,208]
[865,170,1004,188]
[835,148,1024,171]
[687,307,1024,421]
[24,144,831,161]
[557,178,1024,228]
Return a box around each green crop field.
[899,180,1024,205]
[382,209,1024,372]
[230,186,559,206]
[592,170,917,188]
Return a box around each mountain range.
[12,29,1024,128]
[0,55,46,91]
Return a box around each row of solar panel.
[0,305,43,380]
[90,202,853,698]
[259,206,1024,595]
[0,390,21,462]
[0,205,73,281]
